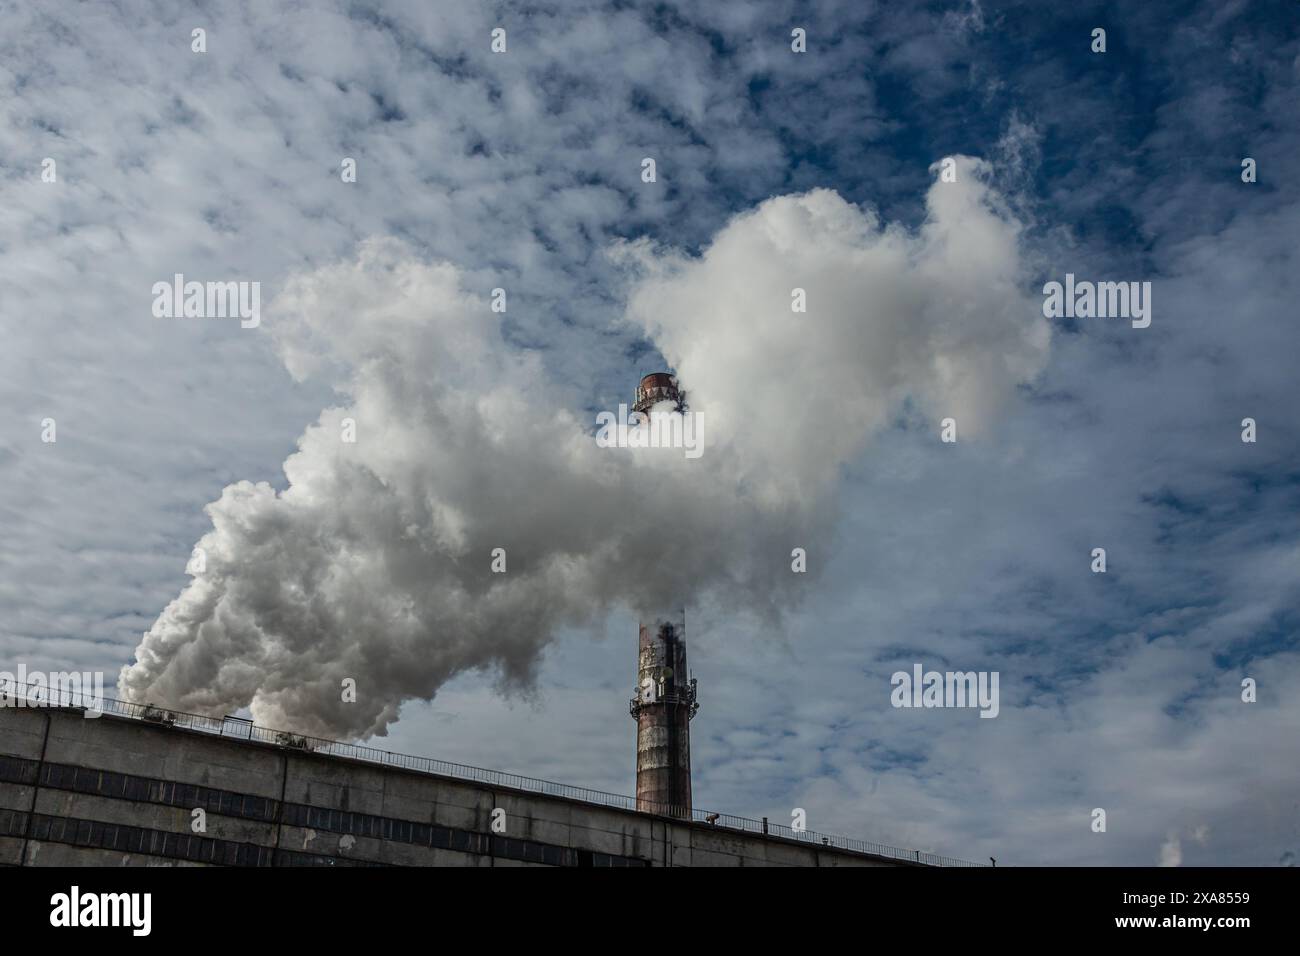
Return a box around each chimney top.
[633,372,681,414]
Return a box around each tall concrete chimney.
[628,373,698,818]
[631,613,697,817]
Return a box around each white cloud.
[120,163,1047,738]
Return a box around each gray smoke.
[120,161,1050,738]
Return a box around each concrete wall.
[0,705,907,867]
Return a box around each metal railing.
[0,680,986,867]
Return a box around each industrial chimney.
[632,371,685,417]
[628,373,698,819]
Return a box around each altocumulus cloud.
[120,162,1049,738]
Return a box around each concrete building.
[0,698,981,868]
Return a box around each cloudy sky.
[2,0,1297,866]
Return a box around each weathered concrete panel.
[686,847,745,866]
[688,827,756,858]
[32,791,276,846]
[40,712,283,798]
[566,804,654,858]
[0,782,34,814]
[0,834,25,866]
[368,765,488,832]
[0,706,48,759]
[757,840,818,866]
[283,753,386,816]
[815,849,896,867]
[275,825,493,866]
[23,842,208,867]
[490,791,574,847]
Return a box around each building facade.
[0,703,946,868]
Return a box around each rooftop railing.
[0,680,986,867]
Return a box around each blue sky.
[1,0,1297,865]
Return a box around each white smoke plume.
[120,157,1050,739]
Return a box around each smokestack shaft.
[632,612,696,817]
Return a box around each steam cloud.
[120,158,1050,738]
